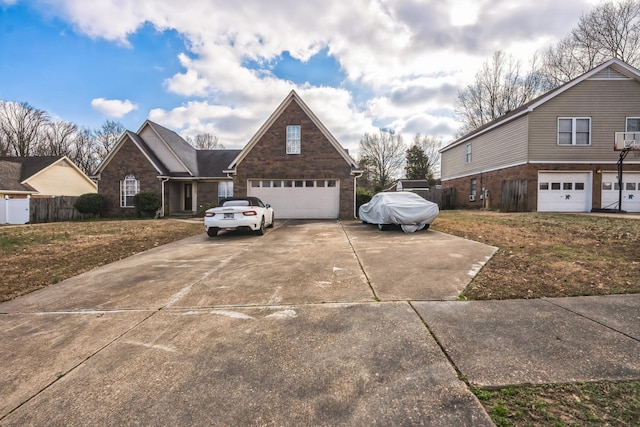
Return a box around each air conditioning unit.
[469,194,476,202]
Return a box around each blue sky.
[0,0,599,153]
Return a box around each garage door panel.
[538,172,591,212]
[248,179,340,219]
[601,172,640,212]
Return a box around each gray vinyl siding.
[441,115,528,180]
[529,78,640,163]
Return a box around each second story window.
[286,125,301,154]
[558,117,591,146]
[465,143,472,163]
[626,117,640,132]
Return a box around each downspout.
[352,171,363,218]
[160,177,170,217]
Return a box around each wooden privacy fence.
[30,196,85,223]
[413,188,456,210]
[501,179,528,212]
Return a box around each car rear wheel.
[256,217,265,235]
[207,227,219,237]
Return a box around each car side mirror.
[266,204,271,208]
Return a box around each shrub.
[74,193,106,217]
[198,202,217,216]
[133,192,162,217]
[356,187,373,213]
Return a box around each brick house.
[224,90,361,219]
[440,58,640,213]
[93,91,361,218]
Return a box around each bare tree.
[454,51,546,135]
[409,133,442,182]
[185,133,225,150]
[69,128,99,175]
[540,0,640,85]
[94,120,125,160]
[36,120,78,156]
[0,101,49,156]
[358,130,406,191]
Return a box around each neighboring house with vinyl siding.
[440,58,640,212]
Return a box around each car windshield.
[223,200,250,207]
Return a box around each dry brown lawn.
[0,219,202,302]
[432,210,640,300]
[1,212,638,303]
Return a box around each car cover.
[359,192,439,233]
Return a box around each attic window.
[120,175,139,208]
[286,125,301,154]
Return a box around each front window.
[218,181,233,204]
[465,143,472,163]
[120,175,139,207]
[286,125,301,154]
[470,178,477,198]
[558,118,591,145]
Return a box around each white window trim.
[557,117,592,146]
[120,174,139,208]
[626,117,640,132]
[286,125,301,154]
[465,143,471,164]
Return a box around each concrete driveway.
[1,220,497,426]
[2,220,639,425]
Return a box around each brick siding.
[98,139,162,217]
[234,101,355,218]
[443,163,640,211]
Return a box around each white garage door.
[537,172,592,212]
[248,179,340,219]
[601,172,640,212]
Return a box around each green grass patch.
[472,381,640,426]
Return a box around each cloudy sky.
[0,0,601,155]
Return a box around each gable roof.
[143,121,198,175]
[0,156,96,193]
[94,123,239,179]
[225,90,360,173]
[440,58,640,153]
[94,120,198,177]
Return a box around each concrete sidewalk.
[1,220,638,426]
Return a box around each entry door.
[184,183,192,211]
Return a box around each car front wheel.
[267,213,274,228]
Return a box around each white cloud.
[91,98,138,118]
[46,0,602,156]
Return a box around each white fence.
[0,197,30,225]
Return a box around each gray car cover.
[359,192,440,233]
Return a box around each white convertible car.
[204,197,274,237]
[359,191,439,233]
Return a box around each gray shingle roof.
[197,150,241,178]
[0,157,62,192]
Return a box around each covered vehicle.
[359,191,439,233]
[204,197,274,237]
